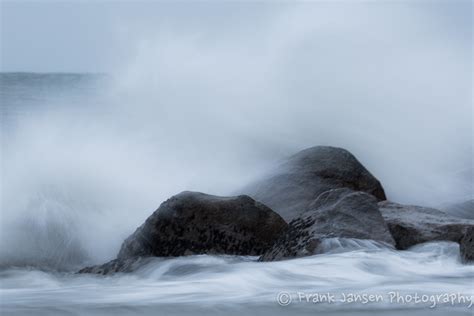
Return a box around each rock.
[78,257,151,275]
[440,199,474,220]
[259,189,394,261]
[460,227,474,263]
[121,191,287,259]
[79,191,287,274]
[378,201,474,251]
[241,146,386,221]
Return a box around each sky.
[0,1,290,72]
[0,0,472,73]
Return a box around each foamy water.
[1,242,472,316]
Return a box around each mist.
[0,1,472,268]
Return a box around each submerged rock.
[378,201,474,258]
[241,146,386,221]
[260,189,394,261]
[78,257,151,275]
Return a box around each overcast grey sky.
[0,1,290,72]
[0,0,472,73]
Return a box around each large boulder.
[378,201,474,260]
[241,146,386,221]
[260,189,395,261]
[118,191,288,258]
[79,191,288,273]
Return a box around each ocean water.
[1,242,473,316]
[0,73,472,316]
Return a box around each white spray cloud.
[1,2,471,268]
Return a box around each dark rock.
[78,257,152,275]
[460,227,474,263]
[260,189,394,261]
[79,191,287,274]
[378,201,474,251]
[122,191,288,258]
[241,146,386,221]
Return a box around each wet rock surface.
[260,189,394,261]
[78,257,151,275]
[79,191,287,273]
[378,201,474,252]
[241,146,386,221]
[117,191,287,259]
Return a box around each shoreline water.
[1,242,473,316]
